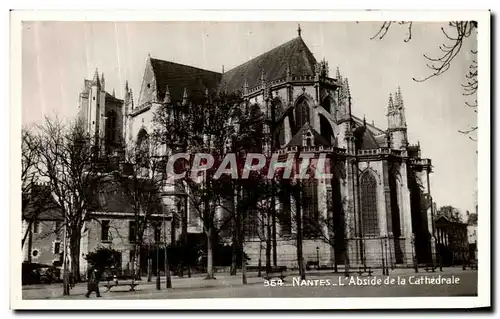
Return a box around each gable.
[138,58,157,106]
[286,123,330,148]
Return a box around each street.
[22,268,478,300]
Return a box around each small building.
[466,211,478,260]
[22,180,176,279]
[434,214,469,266]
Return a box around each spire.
[92,68,100,88]
[112,88,115,97]
[125,80,129,94]
[163,85,171,104]
[363,114,366,127]
[222,65,225,75]
[336,66,342,82]
[395,86,404,109]
[182,87,188,106]
[297,23,302,38]
[388,93,395,111]
[100,73,105,91]
[343,78,351,99]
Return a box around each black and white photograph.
[10,10,490,310]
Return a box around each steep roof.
[150,58,222,104]
[221,37,317,93]
[89,173,164,214]
[22,185,63,221]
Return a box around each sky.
[21,21,478,214]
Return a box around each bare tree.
[370,21,478,140]
[34,116,109,295]
[21,127,40,249]
[153,91,242,280]
[112,137,167,283]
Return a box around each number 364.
[264,279,283,287]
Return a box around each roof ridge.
[150,57,221,75]
[224,37,306,75]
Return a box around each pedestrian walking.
[85,268,101,298]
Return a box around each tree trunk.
[147,253,152,282]
[165,245,172,288]
[265,220,272,273]
[271,192,277,267]
[241,245,247,284]
[230,217,238,276]
[134,246,141,280]
[22,220,33,250]
[296,185,305,280]
[205,227,215,279]
[26,223,33,263]
[70,235,81,282]
[230,241,237,276]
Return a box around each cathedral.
[77,28,435,271]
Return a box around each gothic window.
[244,210,259,238]
[242,190,259,238]
[136,129,150,167]
[106,110,117,145]
[302,179,319,239]
[279,183,292,235]
[360,173,379,236]
[272,100,286,148]
[295,97,310,130]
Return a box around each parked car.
[22,262,61,285]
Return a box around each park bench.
[357,265,373,276]
[424,263,437,272]
[305,261,319,270]
[103,275,139,292]
[263,266,287,281]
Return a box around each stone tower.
[387,87,408,149]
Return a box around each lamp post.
[160,193,172,289]
[383,235,389,275]
[156,237,160,290]
[411,233,418,273]
[316,246,320,270]
[388,232,394,270]
[380,236,386,276]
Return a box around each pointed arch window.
[136,129,150,168]
[295,97,310,130]
[272,100,286,148]
[302,179,319,239]
[360,173,379,236]
[106,110,117,145]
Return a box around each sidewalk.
[22,266,476,300]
